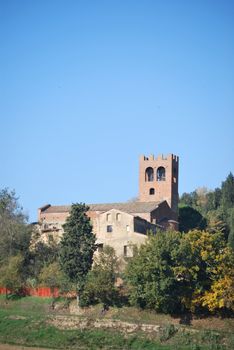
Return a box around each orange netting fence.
[0,286,59,298]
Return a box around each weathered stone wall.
[37,208,150,257]
[37,201,177,253]
[96,209,149,257]
[38,209,100,236]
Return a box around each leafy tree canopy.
[183,230,234,313]
[125,231,191,313]
[39,261,66,293]
[125,230,234,314]
[0,254,25,296]
[227,208,234,250]
[28,240,60,281]
[0,188,31,264]
[179,173,234,243]
[178,206,207,233]
[221,172,234,210]
[82,245,120,308]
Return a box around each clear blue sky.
[0,0,233,222]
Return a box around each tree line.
[179,172,234,248]
[0,173,233,316]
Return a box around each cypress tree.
[59,203,96,305]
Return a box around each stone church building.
[37,153,179,257]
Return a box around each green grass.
[0,296,233,350]
[0,313,180,350]
[107,305,178,325]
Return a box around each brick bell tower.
[139,153,179,213]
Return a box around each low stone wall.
[48,315,161,334]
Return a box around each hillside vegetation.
[0,173,233,349]
[179,173,234,247]
[0,296,234,350]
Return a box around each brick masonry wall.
[139,154,179,213]
[38,209,103,238]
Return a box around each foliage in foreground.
[39,261,75,296]
[125,231,185,313]
[184,230,234,312]
[0,188,31,265]
[82,245,120,308]
[0,255,24,296]
[125,230,234,314]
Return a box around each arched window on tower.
[145,167,154,182]
[149,188,155,195]
[157,167,166,181]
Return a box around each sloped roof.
[40,201,163,214]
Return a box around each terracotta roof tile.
[41,201,163,214]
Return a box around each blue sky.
[0,0,233,222]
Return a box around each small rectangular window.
[116,213,121,221]
[106,213,111,222]
[126,225,130,232]
[124,245,128,257]
[107,225,113,233]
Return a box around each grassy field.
[0,295,233,350]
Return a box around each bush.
[160,324,178,342]
[82,246,121,308]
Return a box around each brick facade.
[139,154,179,213]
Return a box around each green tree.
[206,208,228,237]
[38,261,74,302]
[28,240,59,281]
[59,203,96,305]
[39,261,64,296]
[0,255,24,297]
[228,208,234,250]
[125,231,193,313]
[125,229,234,315]
[179,183,228,234]
[180,187,221,215]
[221,172,234,210]
[178,205,207,233]
[206,188,222,211]
[0,188,31,264]
[180,191,198,207]
[183,230,234,313]
[83,246,119,309]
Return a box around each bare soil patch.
[191,316,234,331]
